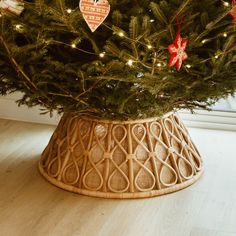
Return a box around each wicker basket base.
[39,112,203,199]
[38,164,203,198]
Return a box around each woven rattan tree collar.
[39,112,203,199]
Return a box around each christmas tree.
[0,0,236,120]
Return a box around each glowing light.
[127,59,134,66]
[15,24,22,29]
[186,64,191,68]
[215,55,219,59]
[202,39,207,44]
[157,63,162,67]
[118,32,124,37]
[99,52,105,58]
[223,1,230,7]
[67,9,72,14]
[15,24,24,32]
[147,45,152,50]
[150,19,155,23]
[223,33,228,37]
[71,43,76,48]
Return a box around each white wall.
[1,93,236,131]
[0,93,59,125]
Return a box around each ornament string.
[176,16,184,35]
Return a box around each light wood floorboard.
[0,119,236,236]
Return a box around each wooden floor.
[0,119,236,236]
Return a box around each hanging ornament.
[168,19,188,71]
[79,0,110,32]
[230,0,236,20]
[0,0,24,15]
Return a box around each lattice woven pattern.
[39,112,203,198]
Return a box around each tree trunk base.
[39,112,203,199]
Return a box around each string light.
[99,52,105,58]
[6,6,227,77]
[118,32,124,37]
[127,59,134,66]
[14,24,24,32]
[15,24,22,29]
[0,2,230,93]
[223,1,230,7]
[34,11,233,73]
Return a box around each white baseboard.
[0,93,59,125]
[1,94,236,131]
[179,110,236,131]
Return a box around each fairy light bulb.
[127,59,134,66]
[223,1,230,7]
[99,52,105,58]
[67,9,72,14]
[147,45,152,50]
[223,33,228,37]
[15,24,22,29]
[118,32,124,37]
[186,64,191,68]
[215,55,219,59]
[15,24,24,32]
[202,39,207,44]
[71,43,76,48]
[157,63,162,67]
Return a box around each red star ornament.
[168,31,188,71]
[230,0,236,20]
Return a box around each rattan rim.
[38,162,204,199]
[68,111,174,125]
